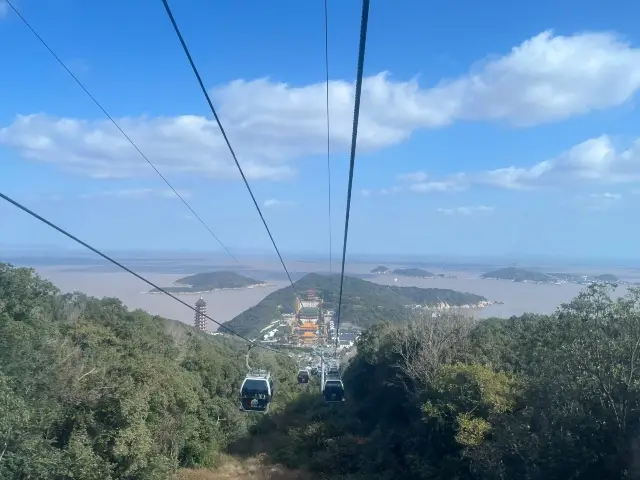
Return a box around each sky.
[2,0,640,262]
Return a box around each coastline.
[410,299,504,311]
[145,282,272,295]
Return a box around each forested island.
[3,262,640,479]
[370,265,390,274]
[393,267,436,278]
[481,266,620,285]
[147,270,267,294]
[224,272,488,338]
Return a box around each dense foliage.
[392,268,435,278]
[238,282,640,479]
[149,271,264,293]
[6,262,638,479]
[0,264,297,479]
[225,273,486,338]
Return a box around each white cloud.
[381,134,640,195]
[263,198,294,208]
[590,192,621,200]
[80,188,192,200]
[576,192,622,210]
[477,136,640,189]
[0,114,296,181]
[408,178,465,193]
[397,171,429,183]
[436,205,494,216]
[361,186,403,196]
[4,30,640,179]
[368,173,466,196]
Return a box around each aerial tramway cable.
[324,0,333,277]
[0,191,287,356]
[4,0,242,268]
[160,0,302,303]
[5,0,369,361]
[334,0,371,356]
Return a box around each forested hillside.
[4,263,640,479]
[0,264,297,479]
[226,283,640,479]
[225,273,486,338]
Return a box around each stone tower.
[194,297,207,332]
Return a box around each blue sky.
[2,0,640,261]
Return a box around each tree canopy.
[0,263,297,479]
[233,282,640,479]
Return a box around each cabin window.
[242,379,268,394]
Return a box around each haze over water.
[10,253,634,331]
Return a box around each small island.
[436,273,458,279]
[393,268,435,278]
[481,267,620,285]
[371,265,391,274]
[148,271,267,294]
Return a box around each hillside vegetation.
[5,263,638,479]
[149,271,265,294]
[224,273,486,338]
[226,283,640,479]
[0,263,297,479]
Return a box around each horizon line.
[2,246,640,266]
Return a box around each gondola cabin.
[328,366,340,376]
[323,378,345,403]
[297,369,310,384]
[240,372,274,413]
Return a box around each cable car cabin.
[328,366,340,376]
[297,369,310,384]
[240,373,274,413]
[310,367,319,376]
[323,379,345,403]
